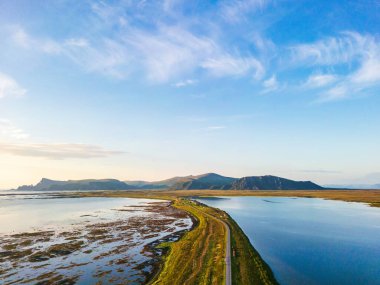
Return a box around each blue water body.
[197,197,380,285]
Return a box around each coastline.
[36,189,380,284]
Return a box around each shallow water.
[0,194,192,284]
[198,196,380,285]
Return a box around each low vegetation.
[156,189,380,207]
[150,199,226,285]
[225,214,278,285]
[148,198,277,285]
[66,189,379,284]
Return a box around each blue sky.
[0,0,380,188]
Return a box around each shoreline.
[5,190,378,284]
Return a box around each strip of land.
[148,199,277,285]
[76,189,379,207]
[67,189,379,284]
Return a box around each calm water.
[0,194,157,234]
[198,197,380,285]
[0,194,192,284]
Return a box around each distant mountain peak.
[17,173,324,191]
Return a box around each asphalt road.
[190,202,232,285]
[221,220,232,285]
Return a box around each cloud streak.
[290,32,380,102]
[8,5,266,83]
[4,2,380,103]
[220,0,271,23]
[0,72,27,98]
[0,142,124,159]
[0,119,29,139]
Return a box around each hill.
[232,175,323,190]
[17,174,324,191]
[126,173,236,189]
[17,178,134,191]
[126,173,323,190]
[324,183,380,190]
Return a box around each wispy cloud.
[125,26,217,82]
[220,0,271,23]
[304,73,338,88]
[205,126,226,131]
[351,53,380,84]
[0,72,27,98]
[5,3,379,103]
[9,25,264,82]
[8,10,266,83]
[290,32,364,66]
[0,142,124,159]
[291,32,380,102]
[0,119,29,139]
[173,79,197,88]
[202,55,264,79]
[262,75,278,93]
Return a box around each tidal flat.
[0,193,192,285]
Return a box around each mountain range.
[324,184,380,190]
[16,173,324,191]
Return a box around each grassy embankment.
[74,189,380,207]
[75,191,278,284]
[71,189,380,284]
[224,213,278,285]
[153,189,380,207]
[149,198,277,285]
[75,189,380,207]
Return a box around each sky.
[0,0,380,189]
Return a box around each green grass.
[225,213,278,285]
[70,189,380,284]
[150,199,225,285]
[149,198,278,285]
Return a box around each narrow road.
[221,220,232,285]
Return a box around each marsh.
[0,193,192,285]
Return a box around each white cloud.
[0,119,29,139]
[290,32,363,66]
[262,75,278,92]
[0,72,27,98]
[351,55,380,84]
[0,142,123,159]
[304,74,337,88]
[202,55,264,79]
[318,85,348,102]
[220,0,270,23]
[173,79,197,87]
[10,26,62,55]
[11,26,130,78]
[126,26,217,82]
[64,38,89,47]
[11,27,30,47]
[291,32,380,102]
[251,34,276,53]
[163,0,182,12]
[9,13,266,83]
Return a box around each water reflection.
[0,195,192,284]
[198,196,380,285]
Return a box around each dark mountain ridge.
[231,175,323,190]
[17,173,324,191]
[17,178,133,191]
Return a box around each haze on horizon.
[0,0,379,189]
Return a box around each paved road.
[221,220,232,285]
[189,202,232,285]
